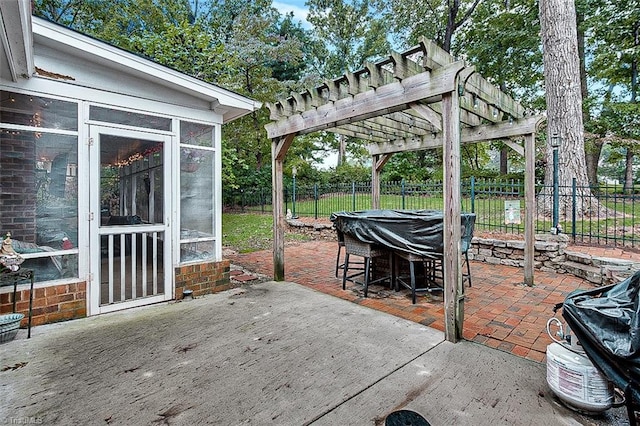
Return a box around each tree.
[539,0,594,219]
[584,0,639,191]
[458,0,544,176]
[306,0,390,166]
[376,0,481,53]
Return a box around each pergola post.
[371,154,392,209]
[524,133,536,286]
[372,155,380,209]
[271,134,295,281]
[442,89,463,342]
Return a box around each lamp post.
[551,134,561,234]
[292,166,297,219]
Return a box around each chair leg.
[335,244,343,277]
[342,253,350,290]
[389,252,396,290]
[465,251,472,287]
[409,260,416,304]
[462,253,471,287]
[363,257,371,298]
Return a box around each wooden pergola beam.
[265,61,465,139]
[368,116,544,155]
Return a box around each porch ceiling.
[265,37,543,154]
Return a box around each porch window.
[0,91,79,281]
[179,121,215,262]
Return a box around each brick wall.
[0,259,233,329]
[0,281,87,327]
[0,131,37,243]
[175,259,234,299]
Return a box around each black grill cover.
[562,270,640,411]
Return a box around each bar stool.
[335,229,346,277]
[394,251,443,304]
[342,234,393,297]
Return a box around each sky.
[272,0,312,29]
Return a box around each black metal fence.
[223,178,640,249]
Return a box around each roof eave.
[0,0,35,81]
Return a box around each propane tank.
[546,317,614,414]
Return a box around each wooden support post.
[372,155,380,209]
[271,135,294,281]
[442,89,463,342]
[371,154,391,209]
[524,133,536,286]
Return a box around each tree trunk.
[337,134,346,165]
[500,145,508,175]
[584,138,603,188]
[539,0,595,219]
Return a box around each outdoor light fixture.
[473,94,479,108]
[551,133,561,148]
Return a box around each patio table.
[331,210,475,303]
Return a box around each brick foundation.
[175,259,234,299]
[0,260,233,329]
[0,281,87,327]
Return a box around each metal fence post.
[572,178,577,239]
[314,183,318,219]
[401,179,406,209]
[552,134,561,233]
[352,181,356,211]
[470,176,475,213]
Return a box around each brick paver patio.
[227,240,640,363]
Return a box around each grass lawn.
[222,213,311,253]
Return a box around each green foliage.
[375,0,482,52]
[307,0,390,77]
[327,163,371,184]
[586,0,639,99]
[456,0,544,108]
[381,151,438,182]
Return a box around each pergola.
[265,38,546,342]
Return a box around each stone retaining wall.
[469,233,569,272]
[286,219,336,240]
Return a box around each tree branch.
[454,0,483,30]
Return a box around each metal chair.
[342,233,393,297]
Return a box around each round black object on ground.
[384,409,430,426]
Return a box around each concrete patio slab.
[0,281,630,425]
